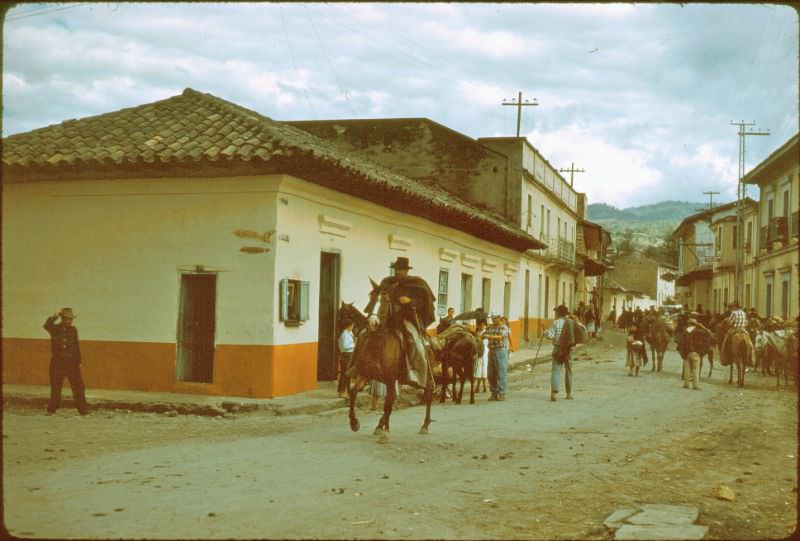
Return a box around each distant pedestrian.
[584,305,597,338]
[337,320,355,398]
[626,324,645,376]
[474,321,489,393]
[485,312,510,401]
[676,317,712,390]
[545,304,576,401]
[436,307,456,334]
[43,308,87,415]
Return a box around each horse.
[753,330,774,376]
[431,323,483,405]
[341,279,435,442]
[646,317,671,372]
[760,328,797,390]
[721,330,753,388]
[696,338,715,378]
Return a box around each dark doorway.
[317,252,340,381]
[177,273,216,383]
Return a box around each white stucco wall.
[3,176,278,345]
[271,175,524,345]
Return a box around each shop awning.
[582,255,609,277]
[675,267,713,287]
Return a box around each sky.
[3,2,798,208]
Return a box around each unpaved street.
[4,329,797,539]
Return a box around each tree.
[613,228,636,256]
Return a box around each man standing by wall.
[484,312,510,401]
[43,308,87,415]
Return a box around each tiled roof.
[3,88,545,252]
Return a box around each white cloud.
[425,25,529,58]
[669,144,738,185]
[529,124,663,207]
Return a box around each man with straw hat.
[43,307,87,415]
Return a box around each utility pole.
[730,120,769,306]
[502,91,538,137]
[702,190,720,211]
[559,162,586,187]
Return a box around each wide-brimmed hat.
[554,304,569,317]
[59,307,76,319]
[391,257,412,270]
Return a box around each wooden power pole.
[501,92,538,137]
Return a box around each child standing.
[337,320,355,398]
[474,321,489,393]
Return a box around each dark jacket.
[379,275,436,328]
[44,316,82,363]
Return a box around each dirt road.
[4,329,797,539]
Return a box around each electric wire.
[279,5,317,120]
[304,4,500,96]
[303,5,356,116]
[6,3,84,21]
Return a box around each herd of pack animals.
[335,280,798,441]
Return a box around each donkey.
[432,323,483,405]
[341,279,435,442]
[646,317,671,372]
[722,331,753,388]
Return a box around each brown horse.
[432,324,483,405]
[722,330,753,388]
[646,318,671,372]
[341,280,435,442]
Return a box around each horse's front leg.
[375,381,396,440]
[456,370,467,404]
[349,375,368,432]
[708,349,714,378]
[439,359,448,404]
[469,371,476,405]
[419,382,433,435]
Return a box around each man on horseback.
[720,301,749,364]
[377,257,436,388]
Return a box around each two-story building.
[742,133,799,319]
[709,198,757,313]
[289,119,592,344]
[672,200,741,312]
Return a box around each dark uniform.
[44,312,87,415]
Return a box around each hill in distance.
[587,200,725,222]
[588,200,734,252]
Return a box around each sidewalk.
[2,338,577,418]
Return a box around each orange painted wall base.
[2,338,317,399]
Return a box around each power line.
[279,5,317,120]
[6,3,84,21]
[304,5,500,98]
[303,5,355,116]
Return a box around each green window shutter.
[280,279,288,321]
[300,281,310,321]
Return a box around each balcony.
[793,211,799,239]
[760,216,791,253]
[532,236,576,268]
